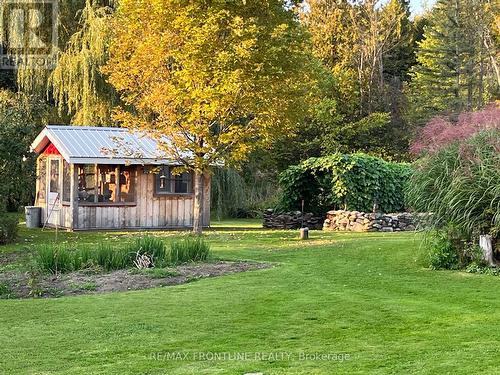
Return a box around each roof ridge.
[46,125,127,132]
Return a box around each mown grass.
[2,222,500,374]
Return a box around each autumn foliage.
[410,104,500,156]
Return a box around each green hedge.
[278,153,411,214]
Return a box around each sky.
[409,0,436,16]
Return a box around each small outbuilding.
[30,126,211,230]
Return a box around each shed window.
[78,165,97,202]
[155,167,192,195]
[120,166,135,203]
[37,156,47,203]
[98,166,117,203]
[63,160,71,203]
[49,159,60,194]
[78,165,136,204]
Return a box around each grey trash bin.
[25,206,41,228]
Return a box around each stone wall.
[263,209,324,230]
[323,210,417,232]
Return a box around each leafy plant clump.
[169,237,211,265]
[0,282,15,299]
[0,213,19,245]
[35,236,211,274]
[277,153,411,214]
[35,243,134,274]
[127,237,168,266]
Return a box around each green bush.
[0,213,19,245]
[427,235,459,270]
[278,153,411,214]
[169,237,211,265]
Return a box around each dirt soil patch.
[0,261,272,299]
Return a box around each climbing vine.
[278,153,411,214]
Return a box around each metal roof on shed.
[31,126,185,165]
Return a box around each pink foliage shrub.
[410,104,500,155]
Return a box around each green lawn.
[2,222,500,374]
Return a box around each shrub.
[169,237,211,265]
[277,153,411,214]
[0,282,15,299]
[427,234,459,270]
[0,213,18,245]
[466,262,500,276]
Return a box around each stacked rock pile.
[323,210,417,232]
[263,209,324,230]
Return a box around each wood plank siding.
[37,161,210,231]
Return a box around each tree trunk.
[192,170,204,235]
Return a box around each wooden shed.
[30,126,211,231]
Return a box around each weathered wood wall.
[35,160,211,231]
[41,205,73,229]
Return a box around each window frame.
[36,155,47,204]
[154,166,194,196]
[77,164,137,206]
[62,159,71,204]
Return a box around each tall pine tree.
[408,0,500,126]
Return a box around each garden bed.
[0,261,272,299]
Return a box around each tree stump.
[480,235,495,266]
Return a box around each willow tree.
[13,0,118,125]
[49,0,118,125]
[105,0,319,233]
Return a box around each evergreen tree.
[407,0,500,126]
[383,0,415,83]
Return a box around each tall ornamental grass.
[127,236,167,265]
[408,129,499,239]
[408,126,499,270]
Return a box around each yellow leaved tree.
[104,0,319,233]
